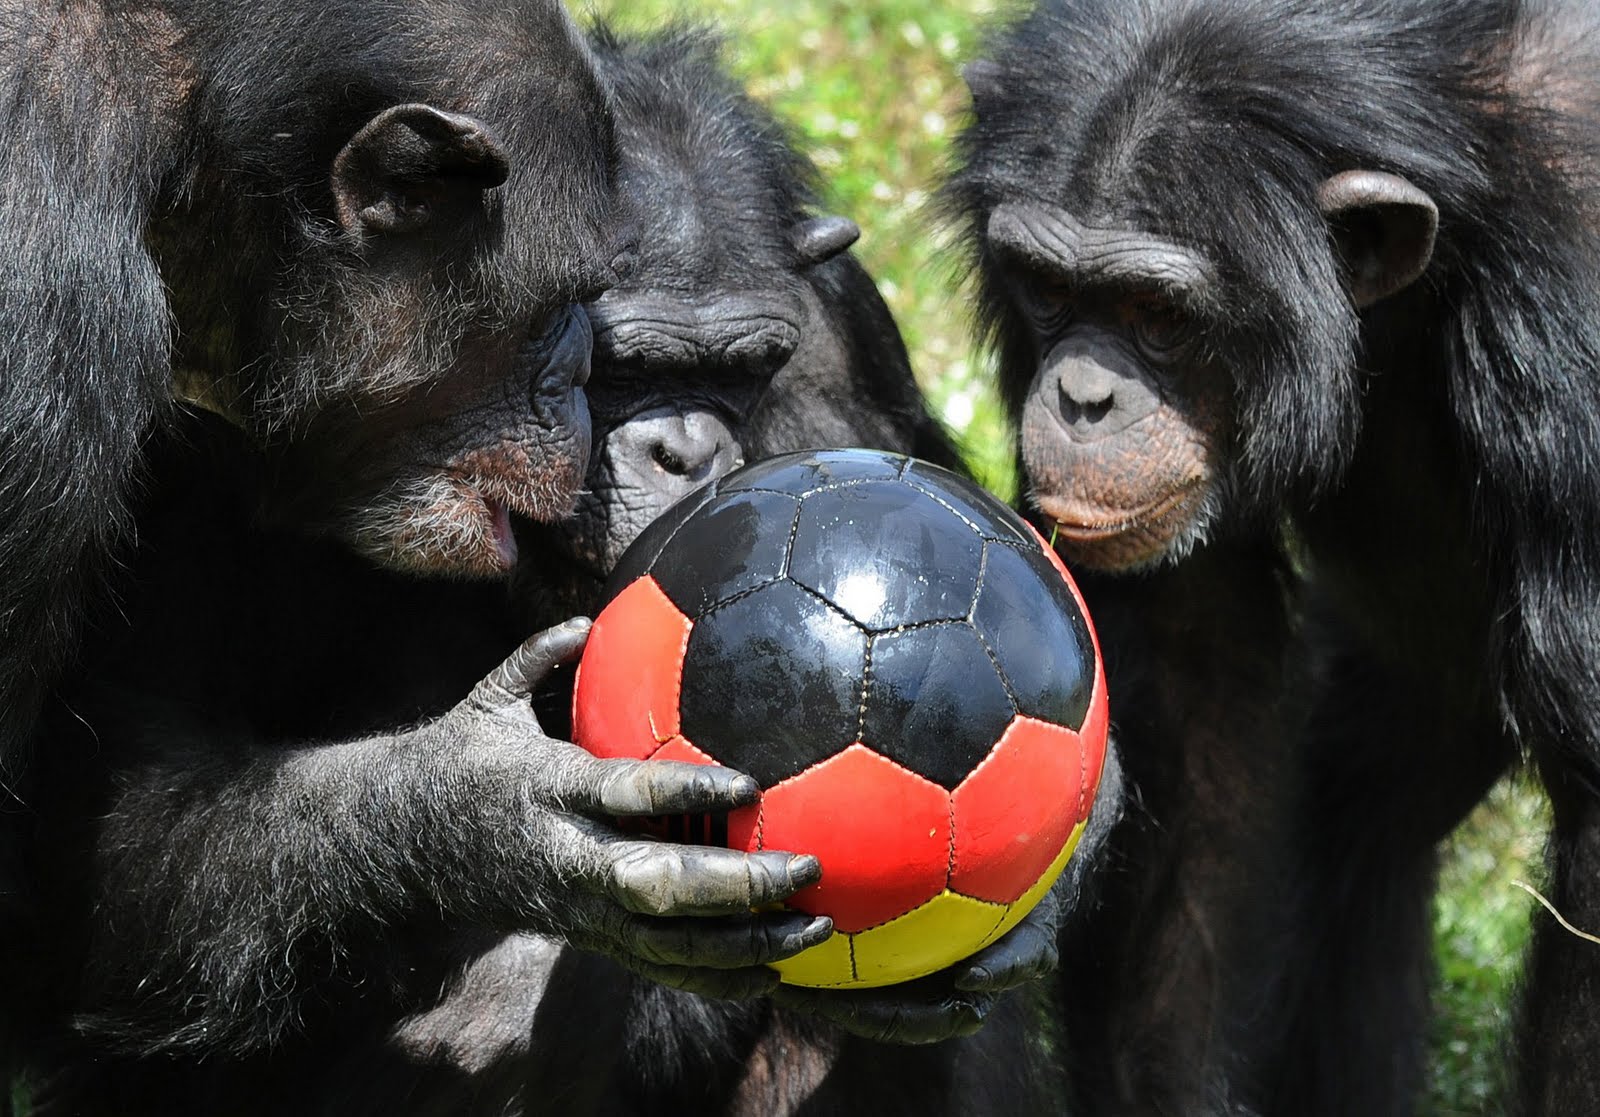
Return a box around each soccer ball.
[571,449,1108,989]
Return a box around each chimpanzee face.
[171,7,623,579]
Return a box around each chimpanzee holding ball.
[949,0,1600,1113]
[376,29,1116,1117]
[5,18,1114,1117]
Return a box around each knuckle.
[610,845,686,916]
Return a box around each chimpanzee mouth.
[1040,487,1194,541]
[483,496,518,569]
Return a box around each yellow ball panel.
[772,820,1090,989]
[771,923,857,986]
[973,819,1086,951]
[848,890,1010,988]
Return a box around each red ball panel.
[758,743,952,934]
[572,575,691,761]
[950,716,1084,904]
[651,735,716,766]
[1079,659,1111,821]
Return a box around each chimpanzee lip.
[1039,486,1195,540]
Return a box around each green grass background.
[574,0,1550,1111]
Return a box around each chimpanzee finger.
[614,910,834,969]
[602,839,821,917]
[475,618,592,708]
[951,913,1059,993]
[622,959,781,1001]
[557,754,760,818]
[771,983,996,1045]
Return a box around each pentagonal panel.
[680,581,866,787]
[863,622,1015,790]
[951,716,1084,904]
[848,889,1009,988]
[903,460,1035,546]
[651,489,800,617]
[572,575,690,761]
[981,822,1085,947]
[721,448,905,495]
[973,541,1095,729]
[603,479,720,602]
[759,744,951,934]
[1077,662,1110,821]
[789,481,983,630]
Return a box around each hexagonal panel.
[951,716,1084,904]
[973,541,1095,729]
[903,460,1035,546]
[863,622,1015,790]
[759,743,951,933]
[603,479,721,602]
[651,489,800,617]
[721,448,905,496]
[572,575,690,761]
[1026,519,1099,632]
[680,581,867,787]
[789,481,983,630]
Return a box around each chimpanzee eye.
[1012,268,1074,332]
[1126,293,1193,359]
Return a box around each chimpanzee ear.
[792,216,860,267]
[1317,170,1438,308]
[331,103,510,237]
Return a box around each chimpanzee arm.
[76,620,830,1057]
[0,14,174,768]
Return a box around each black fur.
[949,0,1600,1113]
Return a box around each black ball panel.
[973,541,1095,729]
[903,461,1036,547]
[651,489,800,617]
[680,580,867,788]
[603,478,721,603]
[788,481,983,631]
[864,622,1016,790]
[719,447,904,496]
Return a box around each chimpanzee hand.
[770,738,1126,1044]
[448,617,832,999]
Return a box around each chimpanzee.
[947,0,1600,1113]
[363,27,1111,1116]
[4,1,834,1108]
[9,18,1113,1116]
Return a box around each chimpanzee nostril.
[1057,361,1120,429]
[616,408,743,497]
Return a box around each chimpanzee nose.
[1058,361,1118,427]
[621,410,741,495]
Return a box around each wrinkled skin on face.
[159,11,619,580]
[990,203,1231,572]
[269,304,595,578]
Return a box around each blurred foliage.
[1427,777,1548,1115]
[571,1,1552,1109]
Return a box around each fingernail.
[567,616,593,632]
